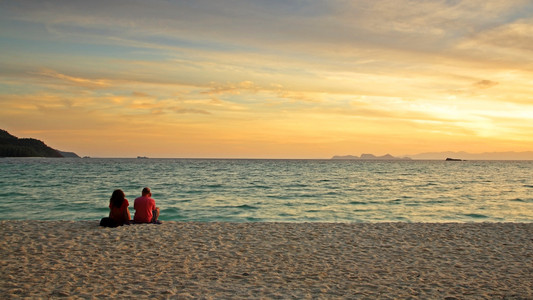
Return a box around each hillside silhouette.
[0,129,76,157]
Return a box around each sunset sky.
[1,0,532,158]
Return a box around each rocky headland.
[0,129,79,158]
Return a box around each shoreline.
[1,221,532,299]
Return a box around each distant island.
[445,158,464,161]
[0,129,79,158]
[331,154,412,160]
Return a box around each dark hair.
[142,187,151,195]
[110,189,125,208]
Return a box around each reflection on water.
[0,158,532,222]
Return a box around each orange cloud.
[30,68,110,88]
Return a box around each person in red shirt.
[108,189,131,226]
[133,187,160,223]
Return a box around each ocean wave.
[510,198,532,203]
[463,213,489,219]
[349,201,368,205]
[217,204,258,210]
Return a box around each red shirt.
[134,196,156,223]
[109,199,129,225]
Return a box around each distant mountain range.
[331,154,411,160]
[406,151,533,160]
[333,151,533,161]
[0,129,79,158]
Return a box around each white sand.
[1,221,531,299]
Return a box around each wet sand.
[1,221,531,299]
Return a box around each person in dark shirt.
[108,189,131,226]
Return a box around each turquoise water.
[0,158,531,222]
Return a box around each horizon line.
[11,156,532,161]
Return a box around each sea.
[0,158,531,222]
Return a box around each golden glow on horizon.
[1,0,532,158]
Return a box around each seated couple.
[101,187,160,227]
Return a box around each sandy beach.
[1,221,531,299]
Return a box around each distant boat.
[446,157,463,161]
[137,156,149,159]
[83,156,91,159]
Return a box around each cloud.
[201,81,259,95]
[4,0,531,93]
[132,91,151,98]
[448,79,500,97]
[170,107,210,115]
[473,80,498,89]
[128,98,212,116]
[4,0,529,57]
[453,16,533,66]
[468,18,533,53]
[30,68,110,88]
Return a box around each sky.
[1,0,533,158]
